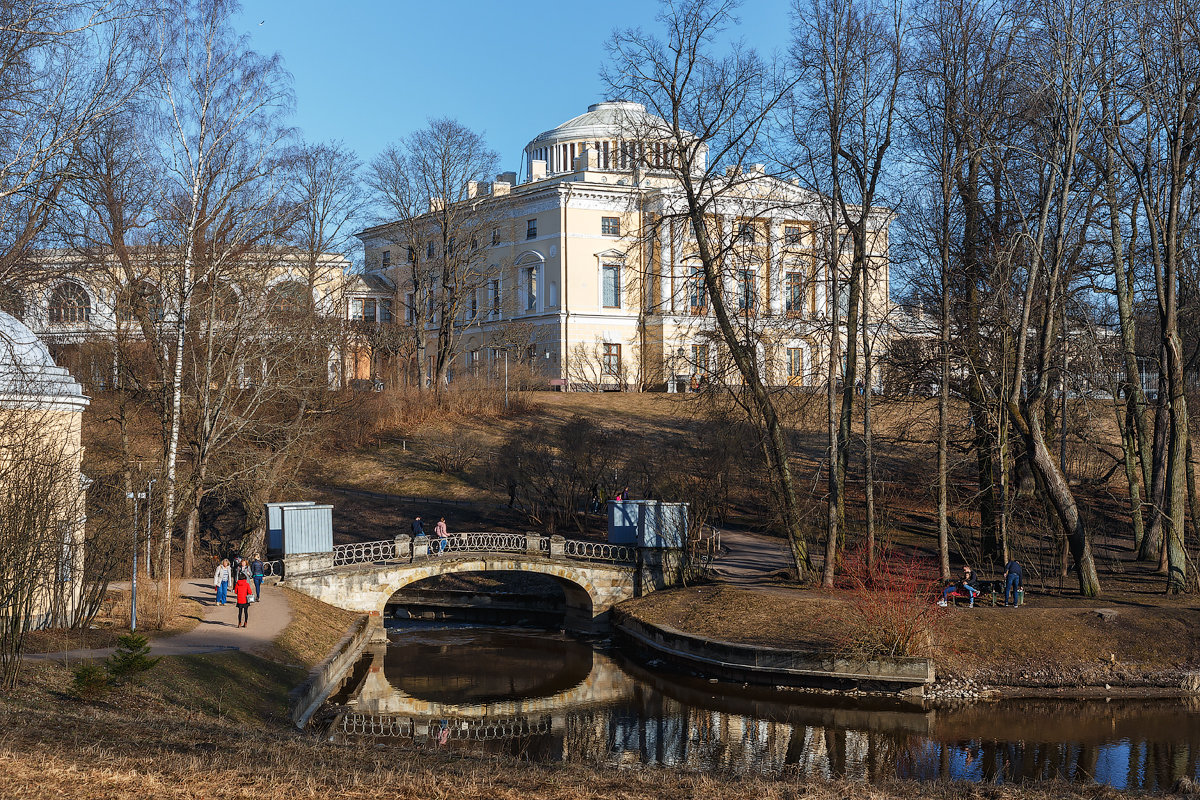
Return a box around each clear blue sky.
[233,0,794,175]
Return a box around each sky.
[231,0,795,177]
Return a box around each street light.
[126,489,145,631]
[126,478,155,632]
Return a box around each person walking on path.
[234,575,252,627]
[213,559,231,605]
[251,553,265,599]
[1004,559,1023,606]
[238,558,252,583]
[412,515,425,538]
[434,516,449,555]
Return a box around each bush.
[105,632,160,683]
[828,544,946,659]
[71,663,110,701]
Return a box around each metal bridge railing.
[324,532,638,569]
[333,538,397,567]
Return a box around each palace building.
[355,101,891,390]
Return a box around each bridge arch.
[379,557,601,630]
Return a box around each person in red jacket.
[234,577,252,628]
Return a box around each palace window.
[406,293,415,323]
[490,279,501,315]
[602,342,621,376]
[116,282,164,324]
[602,263,621,308]
[467,290,477,320]
[382,250,391,268]
[49,282,91,324]
[491,227,500,246]
[602,216,620,236]
[787,347,804,385]
[784,225,801,246]
[691,344,709,376]
[352,298,377,322]
[737,221,756,244]
[379,299,392,323]
[786,272,804,316]
[525,266,538,310]
[688,268,707,315]
[736,269,757,313]
[267,282,309,317]
[526,218,537,239]
[426,241,435,259]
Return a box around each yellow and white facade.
[359,100,892,390]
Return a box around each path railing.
[333,539,397,567]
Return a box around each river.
[333,624,1200,788]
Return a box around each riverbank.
[3,585,1192,799]
[619,583,1200,696]
[0,660,1188,800]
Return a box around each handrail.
[325,532,638,568]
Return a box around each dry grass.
[625,583,1200,688]
[271,585,361,668]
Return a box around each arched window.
[192,280,240,321]
[116,281,164,324]
[49,282,90,324]
[267,281,310,317]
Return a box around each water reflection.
[335,627,1200,787]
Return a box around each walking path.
[24,580,292,663]
[709,527,795,585]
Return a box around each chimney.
[496,171,517,185]
[467,181,479,198]
[429,197,445,212]
[574,147,599,171]
[493,181,511,197]
[530,159,547,181]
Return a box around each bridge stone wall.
[282,552,639,633]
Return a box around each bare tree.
[367,119,502,394]
[149,0,294,580]
[605,0,814,579]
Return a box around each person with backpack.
[234,575,252,627]
[250,553,265,599]
[213,559,231,605]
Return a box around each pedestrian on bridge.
[412,515,425,538]
[434,516,449,555]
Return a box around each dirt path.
[24,580,292,662]
[709,528,795,584]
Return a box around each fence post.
[525,532,542,554]
[550,535,565,557]
[413,535,429,559]
[394,534,411,561]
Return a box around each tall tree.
[368,119,501,394]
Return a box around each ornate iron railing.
[563,539,637,563]
[333,539,396,566]
[338,713,550,741]
[325,533,638,568]
[440,532,526,555]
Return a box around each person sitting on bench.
[940,566,981,607]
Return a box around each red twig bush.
[828,545,947,659]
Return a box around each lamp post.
[126,489,145,631]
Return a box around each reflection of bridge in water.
[335,635,940,776]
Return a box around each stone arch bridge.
[281,532,682,632]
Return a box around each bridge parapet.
[288,532,639,576]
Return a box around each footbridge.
[281,532,684,632]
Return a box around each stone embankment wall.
[613,608,935,692]
[289,614,386,728]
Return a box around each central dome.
[528,101,659,147]
[523,100,698,180]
